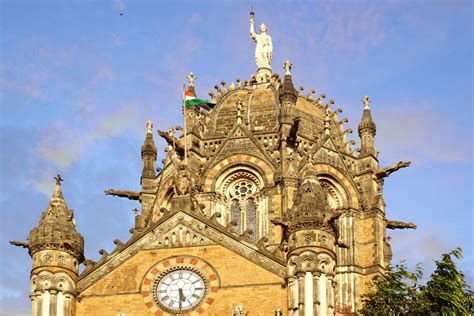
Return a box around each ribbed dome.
[208,76,326,141]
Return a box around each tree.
[360,248,472,315]
[359,262,428,315]
[424,247,473,314]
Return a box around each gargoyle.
[158,129,185,158]
[104,189,140,201]
[386,220,417,230]
[375,161,411,179]
[286,117,300,148]
[271,219,290,251]
[9,240,29,249]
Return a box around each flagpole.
[182,84,188,162]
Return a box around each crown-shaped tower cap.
[28,175,84,262]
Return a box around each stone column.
[312,271,320,315]
[30,293,37,316]
[287,276,297,314]
[35,290,43,316]
[63,293,71,316]
[50,289,58,316]
[327,276,335,315]
[296,271,305,315]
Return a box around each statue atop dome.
[250,9,273,70]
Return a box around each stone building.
[11,14,416,316]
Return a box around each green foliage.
[360,247,473,315]
[424,247,473,315]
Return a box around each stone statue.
[362,95,371,109]
[284,60,292,76]
[175,163,192,196]
[187,72,196,87]
[146,120,153,134]
[250,9,273,70]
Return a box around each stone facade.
[12,47,416,315]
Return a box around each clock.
[154,268,207,313]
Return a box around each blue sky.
[1,0,472,314]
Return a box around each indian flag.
[184,90,215,110]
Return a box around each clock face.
[155,269,207,313]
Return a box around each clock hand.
[178,288,185,310]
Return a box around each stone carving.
[375,161,411,179]
[187,72,196,87]
[284,60,292,75]
[386,220,417,230]
[104,189,140,200]
[250,9,272,69]
[362,95,371,109]
[175,162,192,196]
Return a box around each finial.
[54,174,63,186]
[187,72,196,87]
[53,174,63,198]
[284,60,292,76]
[146,120,153,135]
[250,6,254,17]
[362,95,371,110]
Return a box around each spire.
[358,96,377,157]
[279,60,297,103]
[28,175,84,262]
[141,120,157,178]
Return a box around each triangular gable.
[76,209,285,292]
[297,135,355,180]
[201,123,278,176]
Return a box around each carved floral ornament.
[141,256,220,316]
[287,251,336,275]
[31,270,75,293]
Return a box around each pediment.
[77,210,285,292]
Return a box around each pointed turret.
[141,120,157,179]
[358,95,377,157]
[27,175,84,316]
[279,60,297,110]
[28,175,84,261]
[282,167,343,315]
[284,168,332,234]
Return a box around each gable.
[201,123,278,177]
[77,210,285,293]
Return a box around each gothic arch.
[303,164,360,209]
[204,154,274,191]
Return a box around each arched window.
[217,167,267,243]
[246,198,257,243]
[230,199,242,234]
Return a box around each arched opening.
[215,165,267,243]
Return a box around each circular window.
[231,180,255,199]
[154,268,207,313]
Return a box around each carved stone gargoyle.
[386,220,417,230]
[104,189,140,200]
[158,128,185,158]
[375,161,411,179]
